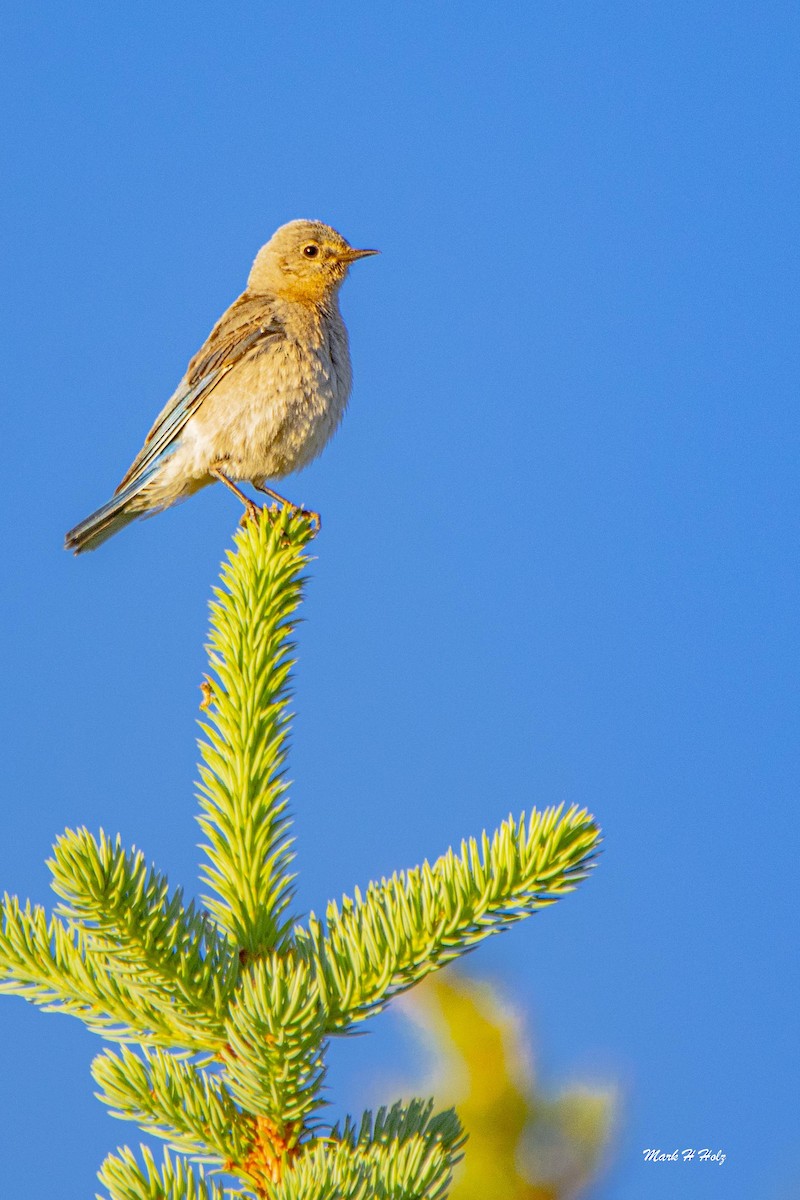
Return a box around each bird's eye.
[302,244,319,258]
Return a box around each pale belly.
[139,339,351,510]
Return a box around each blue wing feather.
[115,323,279,492]
[65,299,285,553]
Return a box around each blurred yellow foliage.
[402,973,615,1200]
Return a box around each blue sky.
[2,4,798,1198]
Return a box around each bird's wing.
[115,295,286,493]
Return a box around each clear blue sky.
[2,4,797,1198]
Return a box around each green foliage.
[300,805,599,1034]
[223,953,328,1129]
[0,894,202,1047]
[92,1045,251,1163]
[98,1146,227,1200]
[51,826,237,1044]
[196,513,303,955]
[0,506,601,1198]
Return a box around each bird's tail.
[64,471,158,554]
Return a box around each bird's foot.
[259,502,317,544]
[238,499,263,527]
[253,484,321,537]
[294,506,321,536]
[211,467,264,527]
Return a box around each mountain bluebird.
[65,219,377,553]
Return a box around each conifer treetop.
[0,507,601,1199]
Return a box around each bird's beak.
[340,247,380,262]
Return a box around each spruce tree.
[0,510,600,1199]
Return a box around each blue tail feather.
[65,464,164,554]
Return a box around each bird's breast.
[185,312,352,482]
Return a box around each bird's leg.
[209,467,261,523]
[253,483,321,534]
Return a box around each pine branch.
[3,505,604,1200]
[333,1098,463,1155]
[97,1145,229,1200]
[272,1141,453,1200]
[50,827,237,1039]
[92,1045,251,1164]
[274,1101,464,1200]
[296,805,600,1031]
[196,509,314,957]
[0,896,205,1047]
[222,955,327,1134]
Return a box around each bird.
[65,219,377,553]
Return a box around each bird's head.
[248,220,378,304]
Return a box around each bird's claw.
[261,502,321,539]
[297,508,321,536]
[238,500,263,527]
